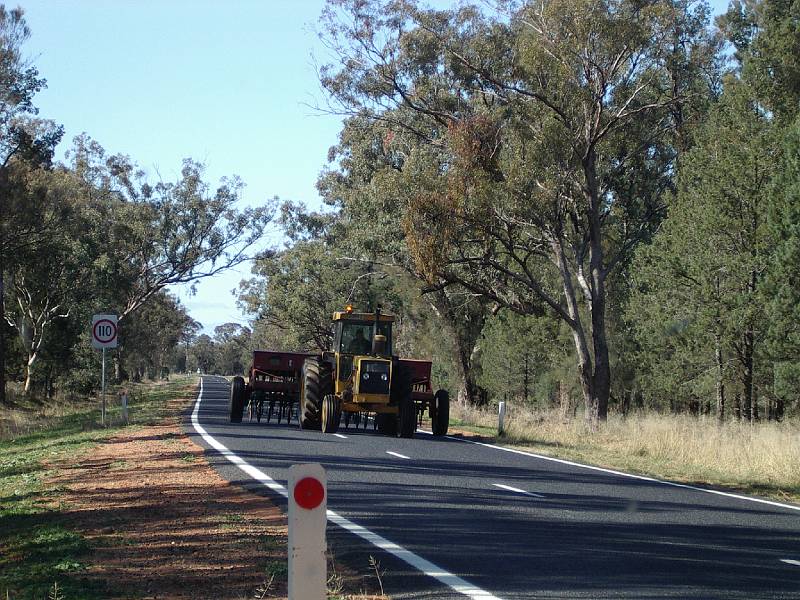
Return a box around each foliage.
[317,0,718,424]
[629,78,778,418]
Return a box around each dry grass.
[451,402,800,503]
[0,380,181,440]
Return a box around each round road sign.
[293,477,325,510]
[93,318,117,344]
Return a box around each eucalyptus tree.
[119,291,194,380]
[318,114,492,406]
[240,201,398,353]
[3,166,88,393]
[319,0,714,425]
[66,137,275,321]
[0,5,62,403]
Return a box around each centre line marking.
[191,379,503,600]
[492,483,545,498]
[781,559,800,566]
[386,451,410,459]
[333,433,348,439]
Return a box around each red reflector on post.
[294,477,325,510]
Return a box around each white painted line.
[492,483,544,499]
[781,559,800,567]
[425,432,800,513]
[191,379,503,600]
[333,433,348,439]
[386,451,410,460]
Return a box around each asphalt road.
[186,376,800,599]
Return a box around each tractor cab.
[327,307,396,404]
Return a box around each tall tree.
[0,5,62,403]
[763,115,800,419]
[318,116,492,406]
[3,167,88,392]
[65,138,275,320]
[240,202,397,352]
[629,77,778,419]
[319,0,714,425]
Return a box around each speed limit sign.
[91,314,118,349]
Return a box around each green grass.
[0,376,196,599]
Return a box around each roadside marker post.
[498,401,506,436]
[288,463,327,600]
[120,389,129,424]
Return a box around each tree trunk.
[715,328,725,422]
[742,327,754,422]
[586,151,611,424]
[23,350,36,394]
[553,238,596,428]
[431,291,488,407]
[0,268,5,405]
[523,351,529,404]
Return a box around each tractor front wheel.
[431,389,450,436]
[398,396,415,438]
[300,357,331,430]
[393,363,415,438]
[321,394,341,433]
[229,376,246,423]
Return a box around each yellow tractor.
[298,306,449,437]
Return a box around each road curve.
[186,376,800,599]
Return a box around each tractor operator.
[347,329,371,354]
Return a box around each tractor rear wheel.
[431,389,450,436]
[229,376,246,423]
[300,357,331,430]
[321,394,341,433]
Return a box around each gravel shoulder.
[42,382,385,599]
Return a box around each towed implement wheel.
[229,376,246,423]
[321,394,342,433]
[255,392,264,423]
[266,393,276,423]
[300,357,331,430]
[431,389,450,436]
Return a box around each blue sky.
[20,0,731,335]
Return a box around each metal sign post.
[101,347,106,425]
[92,314,118,426]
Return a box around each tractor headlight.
[363,372,370,380]
[381,373,388,381]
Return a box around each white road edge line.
[386,451,410,460]
[333,433,348,439]
[492,483,544,499]
[191,379,503,600]
[781,559,800,566]
[416,429,800,513]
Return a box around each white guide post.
[288,463,327,600]
[498,400,506,436]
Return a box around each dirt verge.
[47,384,385,599]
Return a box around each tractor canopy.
[332,310,394,356]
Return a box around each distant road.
[188,376,800,599]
